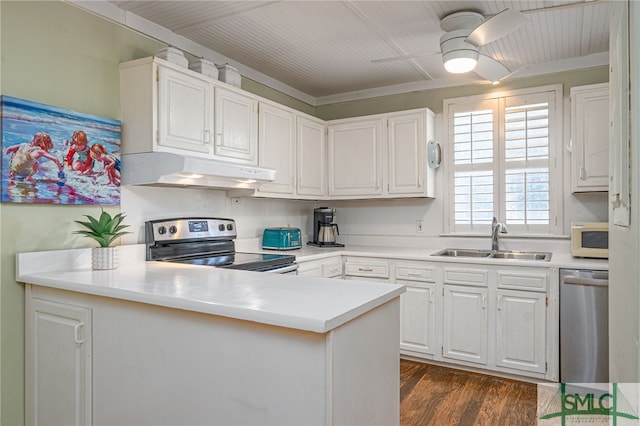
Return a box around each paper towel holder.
[428,140,441,168]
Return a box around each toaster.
[262,227,302,250]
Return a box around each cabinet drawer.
[344,261,389,279]
[443,267,488,287]
[496,269,548,291]
[395,265,435,282]
[322,262,343,278]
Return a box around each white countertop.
[262,244,609,270]
[16,246,404,334]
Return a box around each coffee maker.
[308,207,344,247]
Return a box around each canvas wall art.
[1,96,121,205]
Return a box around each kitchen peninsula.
[17,246,404,426]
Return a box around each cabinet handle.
[580,166,586,180]
[204,129,211,145]
[407,272,422,277]
[481,296,487,310]
[497,295,502,311]
[429,289,435,303]
[358,267,373,272]
[74,323,85,345]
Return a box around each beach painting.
[1,96,121,205]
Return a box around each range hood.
[121,152,276,191]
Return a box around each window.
[444,85,562,236]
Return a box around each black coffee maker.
[308,207,344,247]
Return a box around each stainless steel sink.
[432,248,493,258]
[431,248,552,261]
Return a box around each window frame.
[442,84,564,237]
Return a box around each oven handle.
[266,263,299,274]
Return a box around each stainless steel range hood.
[121,152,276,191]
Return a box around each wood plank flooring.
[400,359,538,426]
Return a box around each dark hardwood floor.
[400,359,538,426]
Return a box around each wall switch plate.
[416,220,424,233]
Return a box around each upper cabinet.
[120,57,435,200]
[327,108,435,199]
[120,57,257,165]
[328,117,383,197]
[157,65,214,155]
[256,101,296,195]
[214,86,258,164]
[296,116,327,198]
[570,83,609,192]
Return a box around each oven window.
[582,231,608,249]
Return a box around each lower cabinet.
[495,289,547,374]
[25,293,92,426]
[399,281,437,356]
[297,255,343,278]
[442,285,488,365]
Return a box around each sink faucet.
[491,217,508,250]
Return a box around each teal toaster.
[262,227,302,250]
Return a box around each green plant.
[74,208,131,247]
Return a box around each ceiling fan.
[372,8,529,82]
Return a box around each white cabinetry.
[257,101,296,195]
[328,118,383,197]
[387,109,435,197]
[570,83,610,192]
[395,263,438,356]
[344,257,390,283]
[26,293,92,426]
[120,57,258,165]
[442,267,489,365]
[214,86,258,164]
[495,290,546,374]
[327,108,435,199]
[297,256,343,278]
[157,65,214,154]
[297,116,327,197]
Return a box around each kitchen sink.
[431,248,552,261]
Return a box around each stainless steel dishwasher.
[560,268,609,382]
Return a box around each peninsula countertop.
[16,245,404,334]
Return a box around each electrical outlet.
[416,220,424,233]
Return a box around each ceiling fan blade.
[474,54,510,82]
[466,8,528,46]
[371,51,438,64]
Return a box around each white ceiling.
[99,0,609,104]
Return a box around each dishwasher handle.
[563,276,609,287]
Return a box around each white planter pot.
[91,246,119,270]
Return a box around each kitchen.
[1,1,635,425]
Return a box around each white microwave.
[570,222,608,259]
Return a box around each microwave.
[570,222,608,259]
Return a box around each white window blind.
[445,87,560,236]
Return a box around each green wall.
[0,1,610,424]
[316,66,609,120]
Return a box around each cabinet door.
[571,83,609,192]
[387,111,426,195]
[399,281,437,355]
[257,102,296,194]
[158,66,213,154]
[328,119,383,197]
[214,86,258,164]
[26,298,92,426]
[297,116,327,197]
[495,290,546,374]
[443,285,488,365]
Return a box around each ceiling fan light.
[444,56,477,73]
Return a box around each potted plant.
[75,208,131,270]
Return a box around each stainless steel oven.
[145,218,298,274]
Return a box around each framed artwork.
[1,96,121,205]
